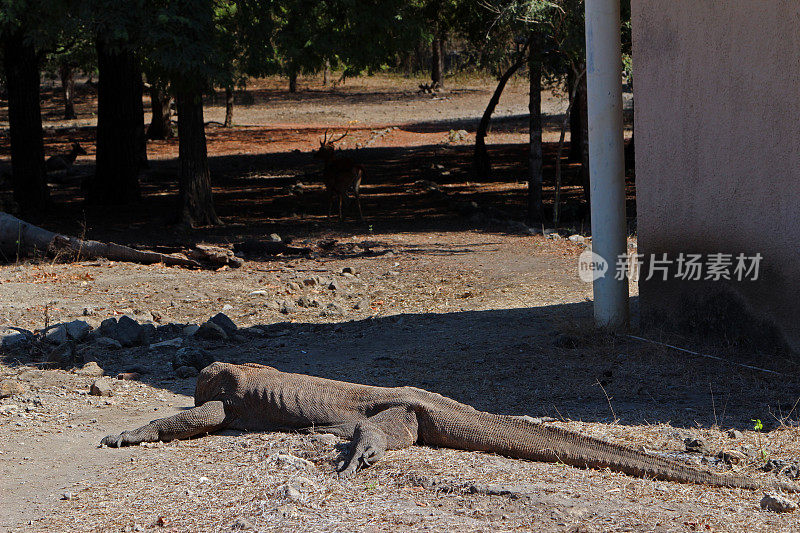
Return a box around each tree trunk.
[527,36,544,227]
[568,71,583,162]
[288,71,298,93]
[625,133,635,178]
[223,86,234,127]
[90,38,145,204]
[2,32,48,215]
[577,72,590,206]
[0,212,201,267]
[59,64,76,120]
[431,35,444,88]
[474,39,531,179]
[176,91,220,226]
[147,85,174,140]
[322,60,330,85]
[554,70,585,228]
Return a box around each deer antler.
[329,129,349,144]
[321,129,330,145]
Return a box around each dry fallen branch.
[0,212,201,268]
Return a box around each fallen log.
[0,212,201,268]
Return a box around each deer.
[314,129,364,222]
[45,141,87,174]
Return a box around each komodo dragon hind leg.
[310,407,419,479]
[101,401,229,447]
[337,421,389,479]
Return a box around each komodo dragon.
[102,362,799,491]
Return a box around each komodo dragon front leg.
[101,401,229,447]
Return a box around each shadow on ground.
[5,298,798,433]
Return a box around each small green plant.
[363,480,378,491]
[752,418,769,462]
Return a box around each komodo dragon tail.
[425,410,800,492]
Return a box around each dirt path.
[0,391,187,529]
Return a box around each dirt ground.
[1,74,800,532]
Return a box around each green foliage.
[0,0,74,50]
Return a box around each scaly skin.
[102,362,799,491]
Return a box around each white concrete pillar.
[585,0,629,329]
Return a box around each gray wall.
[632,1,800,351]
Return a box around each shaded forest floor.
[1,73,634,243]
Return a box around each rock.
[95,337,122,350]
[717,449,746,465]
[0,379,29,398]
[90,380,113,397]
[196,321,228,340]
[150,338,183,349]
[282,484,302,502]
[116,372,140,381]
[75,361,104,377]
[328,280,342,291]
[156,323,182,336]
[191,244,244,268]
[273,452,314,471]
[60,492,77,501]
[268,233,282,242]
[763,459,800,479]
[183,324,200,336]
[82,307,96,316]
[353,298,370,311]
[296,296,319,309]
[64,320,91,342]
[385,270,399,277]
[44,324,68,344]
[99,317,117,333]
[287,281,302,293]
[231,517,254,530]
[302,278,317,287]
[139,323,156,345]
[684,436,707,453]
[280,300,297,314]
[727,429,743,439]
[248,290,267,296]
[176,365,199,379]
[209,313,237,335]
[47,342,77,367]
[116,316,143,346]
[325,302,345,315]
[341,267,356,275]
[309,433,338,446]
[100,316,143,347]
[173,347,215,371]
[761,492,798,513]
[568,234,586,244]
[1,330,32,350]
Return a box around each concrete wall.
[632,1,800,352]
